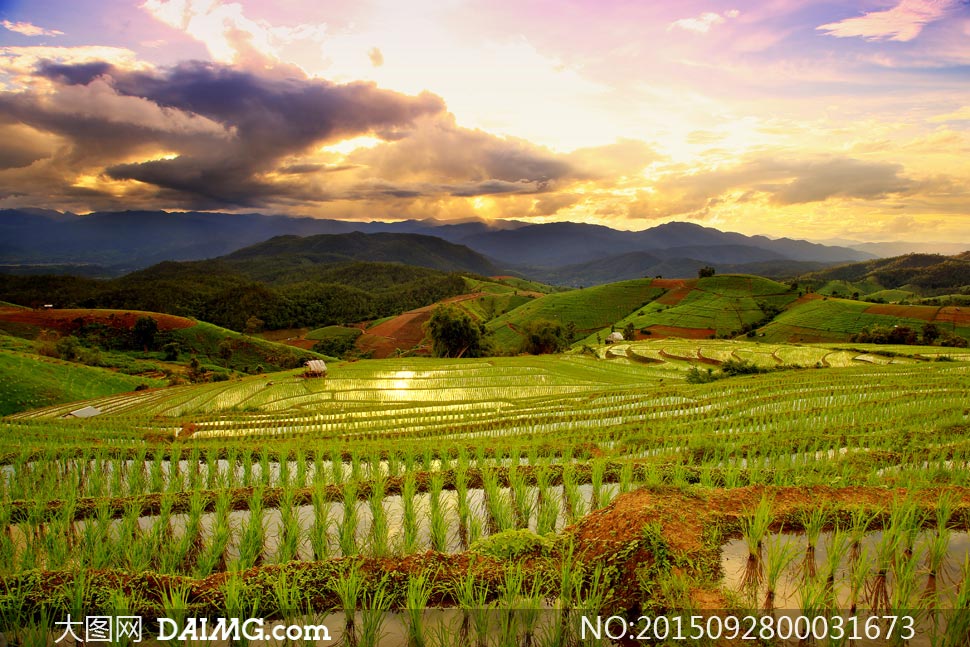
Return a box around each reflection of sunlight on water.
[390,370,415,395]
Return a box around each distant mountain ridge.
[0,208,929,285]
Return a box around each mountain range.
[2,208,957,285]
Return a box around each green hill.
[802,252,970,295]
[574,275,798,344]
[0,349,165,415]
[757,297,969,343]
[486,278,664,351]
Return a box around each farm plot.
[580,275,799,344]
[2,343,970,644]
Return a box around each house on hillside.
[304,359,327,377]
[606,331,624,343]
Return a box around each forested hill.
[802,252,970,292]
[0,231,503,331]
[220,231,499,280]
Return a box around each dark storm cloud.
[8,60,446,207]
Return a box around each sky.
[0,0,968,243]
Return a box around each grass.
[0,349,164,415]
[305,325,362,343]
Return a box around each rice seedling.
[590,458,606,510]
[359,580,393,647]
[196,491,231,576]
[236,487,266,569]
[761,533,799,611]
[890,542,921,615]
[561,464,584,524]
[404,570,435,647]
[497,564,524,647]
[339,480,360,557]
[739,495,773,593]
[401,473,419,553]
[618,460,634,494]
[454,457,471,550]
[428,471,448,552]
[310,480,332,560]
[334,562,365,647]
[535,467,559,535]
[924,492,956,604]
[368,471,390,557]
[823,528,851,600]
[941,557,970,647]
[272,569,305,623]
[800,505,827,581]
[160,583,192,646]
[508,466,531,530]
[452,570,491,647]
[277,487,301,563]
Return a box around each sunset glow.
[1,0,968,242]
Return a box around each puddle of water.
[722,530,970,609]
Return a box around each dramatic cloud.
[1,20,64,37]
[631,154,916,220]
[817,0,957,42]
[8,60,446,207]
[347,115,573,191]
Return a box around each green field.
[306,325,362,342]
[758,297,946,342]
[2,298,970,644]
[0,350,165,415]
[574,274,798,344]
[487,278,664,350]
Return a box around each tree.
[133,316,158,351]
[698,266,716,278]
[244,315,265,335]
[623,322,636,341]
[55,335,81,361]
[565,321,577,343]
[520,319,568,354]
[425,305,486,358]
[922,322,940,344]
[162,341,181,361]
[218,339,234,366]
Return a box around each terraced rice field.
[762,299,970,344]
[1,341,969,645]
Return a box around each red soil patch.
[791,292,823,306]
[644,324,715,339]
[651,279,696,306]
[0,307,195,332]
[355,292,487,359]
[936,306,970,326]
[650,278,689,289]
[864,303,938,321]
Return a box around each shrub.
[470,529,554,560]
[520,319,569,354]
[720,359,767,376]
